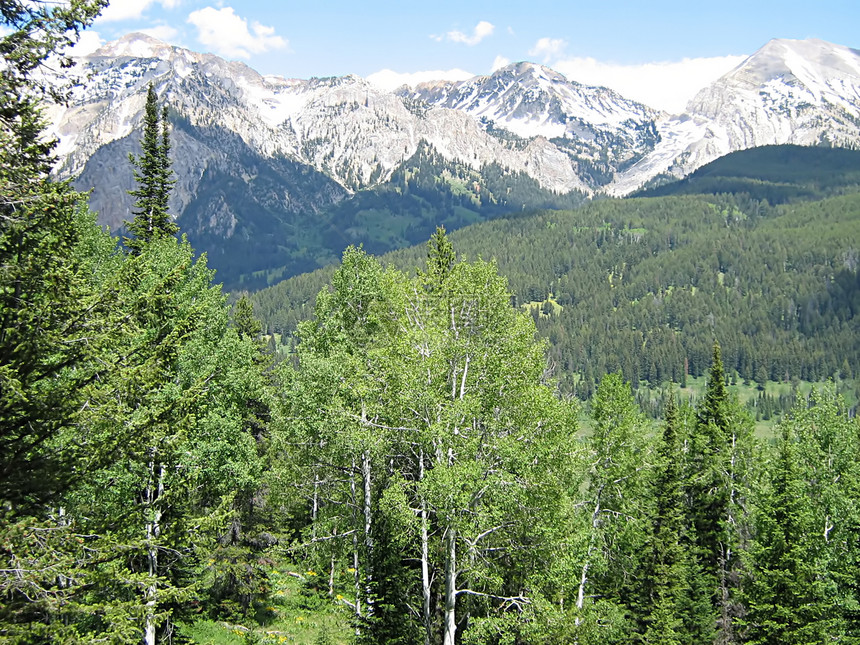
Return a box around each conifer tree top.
[125,83,178,253]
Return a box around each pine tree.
[641,395,712,644]
[688,340,753,643]
[691,342,731,578]
[0,0,108,511]
[233,294,263,341]
[422,224,456,289]
[742,421,839,643]
[125,84,177,253]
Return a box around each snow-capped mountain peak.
[735,38,860,87]
[606,37,860,195]
[45,34,860,215]
[90,31,178,61]
[402,61,657,140]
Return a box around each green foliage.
[741,387,860,642]
[422,224,456,288]
[0,0,109,511]
[0,188,103,509]
[636,144,860,203]
[639,396,712,644]
[2,24,274,633]
[578,373,650,610]
[37,235,271,640]
[271,237,578,645]
[7,16,860,641]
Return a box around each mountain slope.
[253,146,860,395]
[635,144,860,201]
[400,62,660,181]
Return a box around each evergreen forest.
[254,146,860,413]
[3,3,860,644]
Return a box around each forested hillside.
[254,146,860,399]
[636,144,860,201]
[219,141,587,290]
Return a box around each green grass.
[574,375,858,441]
[179,566,352,644]
[637,376,858,439]
[522,297,563,318]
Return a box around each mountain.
[399,61,660,185]
[44,34,860,286]
[47,33,618,199]
[607,38,860,194]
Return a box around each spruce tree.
[422,224,456,289]
[125,84,177,253]
[691,341,731,580]
[689,340,753,643]
[0,0,108,511]
[641,395,712,644]
[233,294,264,342]
[742,421,839,643]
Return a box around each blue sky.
[75,0,857,112]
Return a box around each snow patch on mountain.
[402,61,658,147]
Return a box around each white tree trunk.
[362,450,374,617]
[459,354,470,400]
[576,491,603,624]
[443,526,457,645]
[576,561,589,612]
[419,450,432,645]
[144,458,165,645]
[350,457,361,620]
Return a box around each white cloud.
[97,0,177,23]
[366,68,476,91]
[66,30,105,57]
[434,20,495,46]
[139,25,180,43]
[187,6,287,59]
[491,55,510,72]
[528,37,567,63]
[553,54,746,113]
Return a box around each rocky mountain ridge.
[43,34,860,285]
